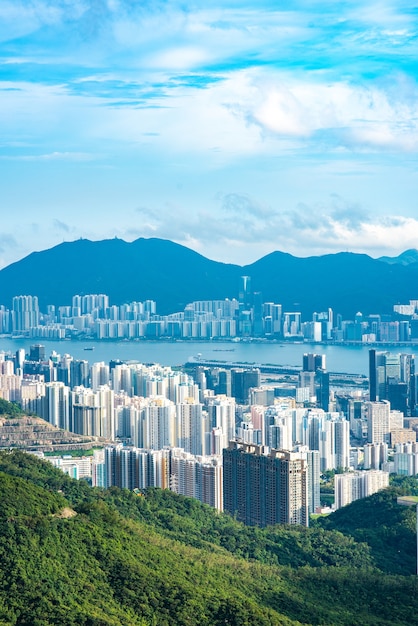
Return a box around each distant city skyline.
[1,1,417,269]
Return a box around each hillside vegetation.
[0,450,417,625]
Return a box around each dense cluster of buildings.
[5,340,418,527]
[3,286,418,342]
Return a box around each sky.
[0,0,417,268]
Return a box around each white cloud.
[244,72,418,152]
[0,151,97,162]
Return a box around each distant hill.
[1,237,418,318]
[0,450,417,625]
[378,249,418,266]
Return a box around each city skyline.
[1,1,417,269]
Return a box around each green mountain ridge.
[0,450,417,625]
[1,237,418,317]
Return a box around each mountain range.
[0,238,418,318]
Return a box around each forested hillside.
[0,450,417,625]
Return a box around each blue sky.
[0,0,417,268]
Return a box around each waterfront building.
[231,368,261,404]
[282,312,302,338]
[12,295,39,333]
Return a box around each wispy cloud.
[0,151,97,161]
[120,195,418,263]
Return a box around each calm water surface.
[1,338,415,376]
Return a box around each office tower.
[239,275,252,308]
[204,368,232,397]
[387,381,408,414]
[367,400,391,444]
[249,387,275,407]
[303,353,326,372]
[298,370,316,399]
[302,321,322,342]
[15,349,25,370]
[223,441,308,527]
[263,302,282,336]
[252,291,263,336]
[369,350,413,414]
[12,295,39,333]
[282,312,302,337]
[347,398,365,439]
[313,309,333,340]
[231,368,260,404]
[29,344,45,362]
[300,354,329,412]
[315,369,330,411]
[23,358,55,382]
[238,309,252,336]
[369,349,387,401]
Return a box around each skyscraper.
[12,295,39,333]
[367,400,391,444]
[231,368,261,404]
[223,441,308,527]
[239,275,252,309]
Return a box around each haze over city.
[1,0,417,269]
